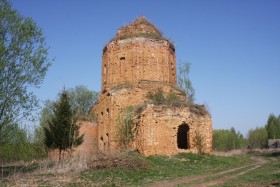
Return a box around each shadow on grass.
[266,151,280,157]
[0,163,39,178]
[262,150,280,158]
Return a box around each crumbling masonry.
[90,17,212,156]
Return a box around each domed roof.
[112,17,166,41]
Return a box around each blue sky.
[10,0,280,136]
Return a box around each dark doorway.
[177,124,189,149]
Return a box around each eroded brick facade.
[102,38,176,90]
[91,17,212,156]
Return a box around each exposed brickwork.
[93,82,186,153]
[102,35,176,90]
[75,120,98,154]
[90,17,212,156]
[134,105,212,156]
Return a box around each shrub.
[194,131,205,154]
[146,89,166,104]
[146,89,182,105]
[145,89,208,116]
[116,106,135,148]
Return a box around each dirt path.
[146,157,267,187]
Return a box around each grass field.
[76,153,250,186]
[0,150,279,186]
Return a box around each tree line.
[213,114,280,151]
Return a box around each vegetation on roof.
[145,89,209,116]
[105,17,175,51]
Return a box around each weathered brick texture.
[102,38,176,90]
[134,105,212,156]
[75,120,98,154]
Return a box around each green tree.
[67,85,99,116]
[0,123,48,162]
[266,114,280,139]
[177,62,195,103]
[35,85,97,144]
[0,123,27,144]
[213,128,246,151]
[0,0,51,142]
[44,90,83,161]
[247,126,268,148]
[34,100,54,144]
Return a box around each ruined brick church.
[79,17,212,156]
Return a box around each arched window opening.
[177,124,189,149]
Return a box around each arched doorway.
[177,124,189,149]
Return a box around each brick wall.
[102,38,176,90]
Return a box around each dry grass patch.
[0,151,148,186]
